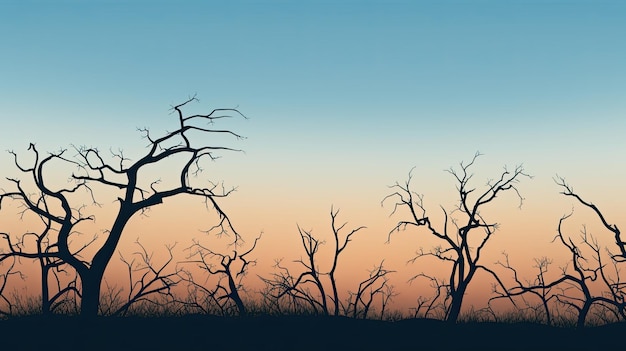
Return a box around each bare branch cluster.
[383,152,530,322]
[110,241,182,316]
[178,233,262,316]
[260,207,395,319]
[492,177,626,328]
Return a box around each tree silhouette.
[109,240,182,316]
[0,173,90,315]
[492,177,626,328]
[0,96,245,317]
[179,233,262,316]
[384,152,530,323]
[0,257,23,317]
[261,207,395,318]
[492,253,557,325]
[344,260,396,319]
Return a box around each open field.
[0,315,623,351]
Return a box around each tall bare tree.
[0,96,245,317]
[383,152,529,322]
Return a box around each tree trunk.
[41,265,51,316]
[80,207,132,317]
[446,283,469,323]
[577,302,590,329]
[80,271,103,317]
[226,271,247,316]
[446,295,462,323]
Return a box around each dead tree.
[555,177,626,327]
[383,152,529,323]
[109,240,181,317]
[0,96,245,317]
[557,177,625,261]
[492,253,557,325]
[180,233,262,316]
[344,261,396,319]
[409,273,448,319]
[261,207,395,318]
[0,168,92,316]
[267,224,330,315]
[327,207,366,316]
[493,178,626,328]
[0,257,23,317]
[261,207,360,316]
[260,258,319,315]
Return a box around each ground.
[0,315,621,350]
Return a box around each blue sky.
[3,2,624,144]
[2,0,626,250]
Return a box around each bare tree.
[0,96,245,317]
[260,258,317,315]
[344,261,396,319]
[409,273,448,319]
[557,177,625,261]
[0,174,92,316]
[264,224,330,315]
[261,207,395,319]
[327,207,366,316]
[0,257,24,317]
[383,152,529,323]
[109,240,181,317]
[180,233,262,316]
[492,178,626,328]
[492,253,557,325]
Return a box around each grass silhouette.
[1,313,623,350]
[1,292,624,351]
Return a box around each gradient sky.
[1,0,626,313]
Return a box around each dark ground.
[0,315,622,350]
